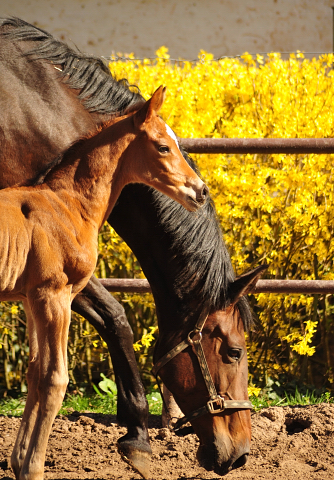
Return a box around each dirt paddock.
[1,404,334,480]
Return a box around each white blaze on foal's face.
[165,123,180,150]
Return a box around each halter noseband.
[152,309,253,433]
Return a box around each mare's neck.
[46,116,135,230]
[108,184,196,331]
[109,182,234,337]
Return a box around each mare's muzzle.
[197,441,249,475]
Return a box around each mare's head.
[154,265,267,476]
[126,86,208,211]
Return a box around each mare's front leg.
[72,275,151,479]
[16,287,71,480]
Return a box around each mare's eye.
[158,145,170,153]
[227,348,242,362]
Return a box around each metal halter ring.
[187,329,202,345]
[207,396,225,414]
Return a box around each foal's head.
[125,86,208,212]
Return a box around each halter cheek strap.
[152,310,253,433]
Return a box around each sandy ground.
[1,404,334,480]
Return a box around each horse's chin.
[196,439,250,476]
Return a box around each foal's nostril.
[232,453,248,470]
[197,184,209,204]
[202,184,209,198]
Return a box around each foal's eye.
[158,145,170,153]
[227,348,242,361]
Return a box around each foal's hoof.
[117,442,151,479]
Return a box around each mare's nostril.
[232,453,248,470]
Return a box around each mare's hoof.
[117,442,151,479]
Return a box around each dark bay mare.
[0,17,266,477]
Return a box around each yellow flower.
[283,321,318,356]
[248,386,261,397]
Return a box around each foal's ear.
[133,85,166,129]
[229,264,268,306]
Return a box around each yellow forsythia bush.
[107,48,334,390]
[2,49,334,392]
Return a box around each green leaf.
[98,373,117,396]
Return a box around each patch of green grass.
[0,391,162,417]
[0,396,26,417]
[249,394,286,411]
[59,393,117,415]
[250,388,334,411]
[283,388,333,406]
[146,390,162,415]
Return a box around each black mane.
[152,150,253,330]
[0,17,144,114]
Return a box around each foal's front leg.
[16,287,71,480]
[11,302,40,480]
[72,275,151,479]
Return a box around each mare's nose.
[196,183,209,205]
[232,453,249,470]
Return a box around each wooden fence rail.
[99,279,334,295]
[179,138,334,154]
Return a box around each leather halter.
[152,309,253,432]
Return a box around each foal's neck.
[46,116,135,229]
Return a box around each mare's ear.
[133,85,166,129]
[229,264,268,306]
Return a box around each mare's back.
[0,21,95,188]
[0,18,144,190]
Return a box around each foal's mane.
[1,17,252,329]
[0,17,144,114]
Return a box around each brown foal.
[2,86,207,480]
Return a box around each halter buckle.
[187,329,202,345]
[207,396,225,414]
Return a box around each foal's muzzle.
[186,183,209,210]
[196,184,209,205]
